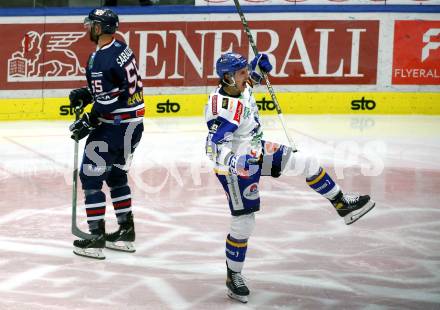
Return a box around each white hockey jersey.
[205,84,263,174]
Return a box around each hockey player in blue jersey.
[205,52,376,303]
[69,8,144,259]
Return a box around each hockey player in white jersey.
[205,52,375,303]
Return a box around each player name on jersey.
[116,46,134,67]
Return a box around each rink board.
[0,7,438,120]
[0,92,439,120]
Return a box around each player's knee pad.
[284,151,320,178]
[230,213,255,240]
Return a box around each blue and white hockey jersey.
[85,39,144,126]
[205,84,263,174]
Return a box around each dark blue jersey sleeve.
[209,116,238,145]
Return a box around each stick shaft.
[233,0,297,151]
[72,108,96,240]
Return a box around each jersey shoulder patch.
[233,100,243,123]
[217,95,243,125]
[211,94,218,115]
[221,97,229,110]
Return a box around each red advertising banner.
[393,20,440,85]
[0,20,379,90]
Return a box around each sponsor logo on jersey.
[157,99,181,113]
[97,94,112,101]
[228,100,235,112]
[212,94,218,115]
[91,71,103,77]
[222,97,229,109]
[233,101,243,123]
[243,183,259,200]
[243,107,251,119]
[128,90,143,106]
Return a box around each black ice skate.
[226,266,250,303]
[105,214,135,253]
[332,192,375,225]
[73,221,105,260]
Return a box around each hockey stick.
[72,107,96,240]
[233,0,297,152]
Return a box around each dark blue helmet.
[85,8,119,34]
[216,53,248,78]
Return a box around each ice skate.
[73,222,105,260]
[226,266,249,303]
[105,214,135,253]
[332,192,375,225]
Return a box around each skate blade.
[227,290,248,303]
[73,247,105,260]
[105,241,136,253]
[345,200,376,225]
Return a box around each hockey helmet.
[85,8,119,34]
[216,53,249,78]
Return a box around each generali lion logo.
[7,31,86,82]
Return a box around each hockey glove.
[69,87,93,109]
[69,113,98,141]
[228,154,260,177]
[250,54,273,85]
